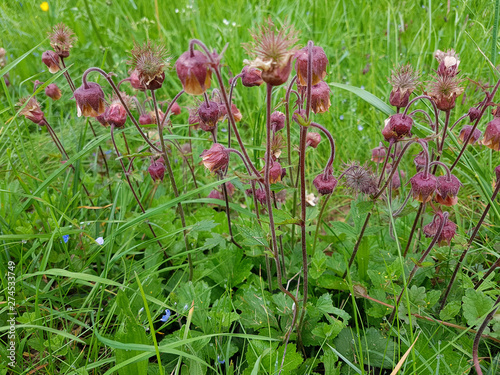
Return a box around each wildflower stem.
[220,178,242,248]
[472,295,500,375]
[264,82,299,324]
[342,212,372,279]
[310,122,336,174]
[151,90,192,279]
[228,73,243,149]
[285,75,298,186]
[402,95,439,131]
[377,141,393,188]
[311,193,332,258]
[388,212,448,323]
[440,179,500,308]
[449,112,469,131]
[403,202,424,258]
[296,41,315,337]
[110,124,163,251]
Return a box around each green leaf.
[439,301,462,321]
[236,224,269,248]
[236,285,279,330]
[329,82,395,116]
[329,221,357,239]
[462,289,494,327]
[115,291,149,375]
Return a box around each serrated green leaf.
[462,289,494,327]
[439,301,462,321]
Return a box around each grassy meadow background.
[1,0,499,374]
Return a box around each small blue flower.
[358,125,364,131]
[339,115,344,120]
[63,235,69,243]
[95,237,104,245]
[160,309,171,322]
[105,150,112,155]
[217,355,225,364]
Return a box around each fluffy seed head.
[427,74,464,111]
[343,162,377,195]
[388,64,419,108]
[48,23,76,58]
[128,41,168,90]
[243,18,299,86]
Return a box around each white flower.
[95,237,104,245]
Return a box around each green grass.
[1,0,499,374]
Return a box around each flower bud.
[200,143,229,172]
[240,66,263,87]
[129,69,147,91]
[495,165,500,181]
[391,170,405,190]
[388,113,413,139]
[188,112,201,130]
[175,50,212,95]
[139,113,154,125]
[295,46,328,86]
[256,56,293,86]
[170,102,181,115]
[45,83,62,100]
[423,212,457,246]
[198,101,220,130]
[310,81,331,114]
[459,125,482,145]
[435,174,462,206]
[42,50,60,73]
[270,111,285,132]
[222,182,235,197]
[313,173,338,195]
[148,158,165,181]
[96,113,109,127]
[268,161,282,184]
[255,188,267,205]
[17,97,45,125]
[306,132,321,148]
[104,102,127,128]
[481,117,500,151]
[208,189,223,200]
[371,143,386,163]
[73,82,106,117]
[219,103,242,122]
[389,89,411,109]
[468,107,481,122]
[409,171,437,202]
